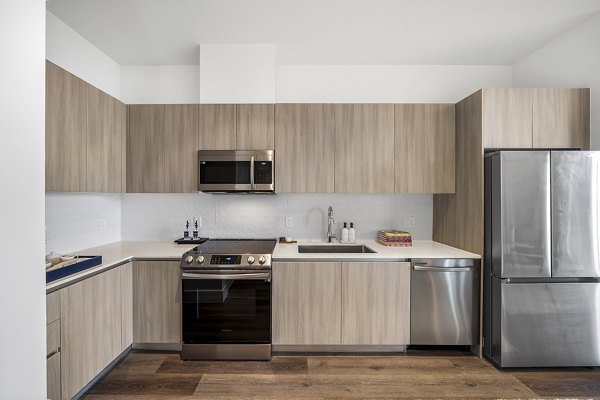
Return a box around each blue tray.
[46,256,103,283]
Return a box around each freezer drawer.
[410,259,479,345]
[494,281,600,367]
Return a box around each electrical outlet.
[285,216,293,227]
[98,219,107,230]
[404,216,415,228]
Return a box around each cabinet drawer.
[47,290,60,324]
[47,319,60,357]
[47,351,61,400]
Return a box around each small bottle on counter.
[193,218,199,239]
[349,222,356,243]
[183,220,190,240]
[341,222,349,243]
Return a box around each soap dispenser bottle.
[341,222,349,243]
[349,222,356,243]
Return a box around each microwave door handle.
[250,156,255,190]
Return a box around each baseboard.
[272,345,407,353]
[73,345,131,399]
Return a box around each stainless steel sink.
[298,245,376,254]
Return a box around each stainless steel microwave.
[198,150,275,193]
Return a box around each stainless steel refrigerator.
[483,150,600,368]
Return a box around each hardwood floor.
[84,351,600,399]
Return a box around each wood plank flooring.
[84,351,600,399]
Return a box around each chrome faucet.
[327,206,336,243]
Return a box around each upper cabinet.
[127,104,199,193]
[395,104,455,194]
[46,61,125,193]
[198,104,236,150]
[481,88,589,150]
[533,88,590,150]
[46,61,87,192]
[237,104,275,149]
[275,104,335,193]
[482,88,533,149]
[334,104,395,193]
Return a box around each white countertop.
[46,241,197,292]
[47,239,480,292]
[272,240,480,262]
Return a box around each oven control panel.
[210,255,242,265]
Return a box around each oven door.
[181,271,271,344]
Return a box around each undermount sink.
[298,245,376,254]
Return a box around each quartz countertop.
[46,241,196,293]
[272,240,480,262]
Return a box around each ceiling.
[46,0,600,65]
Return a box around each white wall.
[277,65,513,103]
[0,1,46,399]
[46,11,121,100]
[122,65,199,104]
[46,194,122,254]
[122,193,432,242]
[45,12,123,253]
[513,12,600,149]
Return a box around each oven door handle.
[182,272,270,281]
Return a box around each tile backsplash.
[121,193,432,241]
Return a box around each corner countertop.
[46,241,197,293]
[272,240,480,262]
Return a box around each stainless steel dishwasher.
[410,258,480,345]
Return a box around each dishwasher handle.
[413,265,475,272]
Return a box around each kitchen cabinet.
[47,352,61,400]
[272,262,342,345]
[274,103,335,193]
[198,104,237,150]
[533,88,590,149]
[46,290,61,400]
[132,261,181,344]
[237,104,275,150]
[60,267,122,399]
[395,104,455,193]
[87,85,126,192]
[45,60,87,192]
[120,262,134,350]
[341,262,411,345]
[333,104,395,193]
[127,104,166,192]
[165,105,199,192]
[482,88,534,149]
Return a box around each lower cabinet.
[341,262,411,345]
[46,291,61,400]
[120,262,134,350]
[272,261,411,346]
[132,261,181,344]
[60,267,122,399]
[47,352,61,400]
[272,262,342,345]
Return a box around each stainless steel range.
[179,239,276,361]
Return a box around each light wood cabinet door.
[533,88,590,149]
[395,104,455,193]
[275,104,335,193]
[86,85,124,192]
[46,290,60,324]
[198,104,237,150]
[47,352,61,400]
[45,61,87,192]
[127,104,166,192]
[61,268,122,399]
[272,262,342,345]
[165,105,198,192]
[482,88,533,149]
[133,261,181,343]
[121,262,134,350]
[333,104,395,193]
[237,104,275,150]
[341,262,411,345]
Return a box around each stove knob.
[185,255,194,264]
[258,256,266,265]
[247,256,255,264]
[196,256,205,264]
